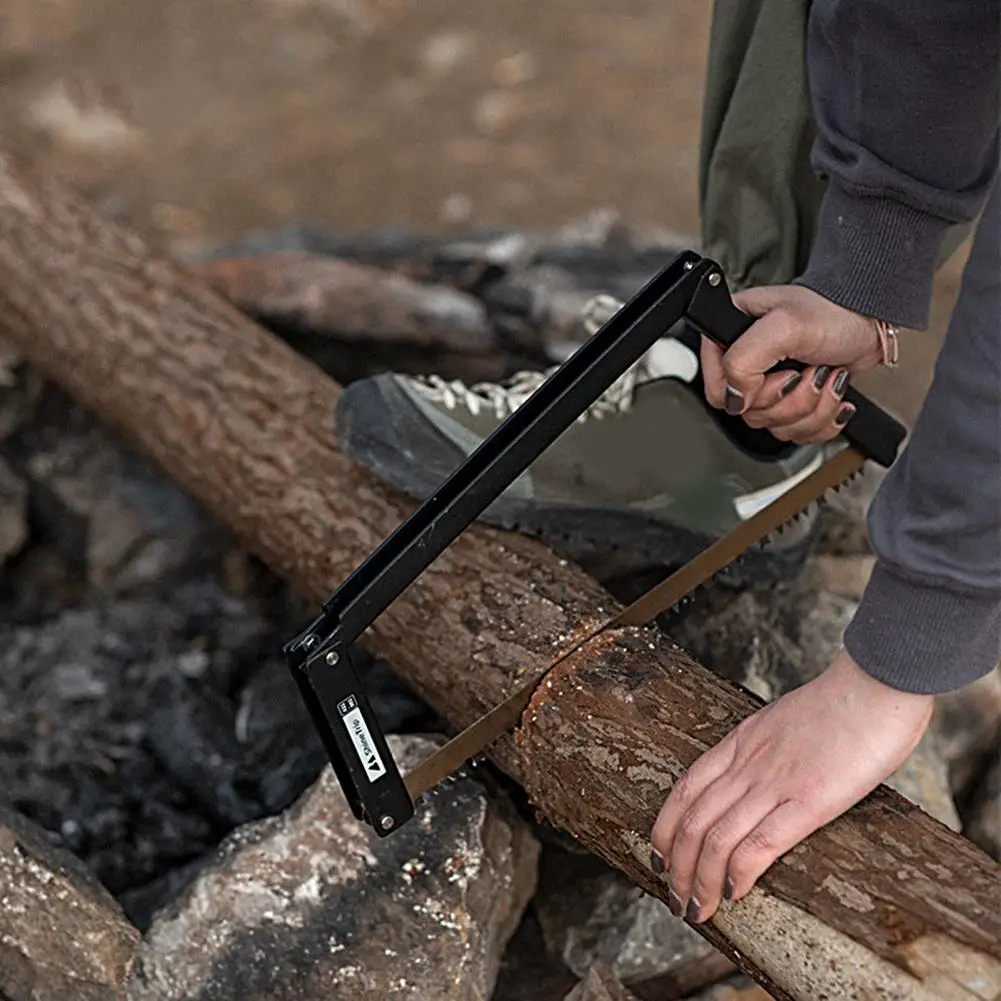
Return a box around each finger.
[662,773,751,915]
[731,285,797,319]
[686,788,780,923]
[726,799,830,902]
[745,366,850,434]
[743,368,808,413]
[742,367,820,429]
[650,738,737,878]
[700,335,727,409]
[784,400,856,445]
[770,370,853,444]
[748,366,848,432]
[719,308,810,411]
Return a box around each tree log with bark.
[0,151,998,1001]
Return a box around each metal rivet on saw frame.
[708,272,722,286]
[326,651,340,666]
[380,815,394,830]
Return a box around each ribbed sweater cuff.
[795,182,951,330]
[844,563,1001,695]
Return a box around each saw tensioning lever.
[282,250,906,836]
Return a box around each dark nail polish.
[723,386,744,415]
[779,372,803,397]
[685,896,702,923]
[650,849,665,875]
[832,369,849,397]
[812,366,831,391]
[724,876,734,901]
[835,403,856,426]
[667,889,684,917]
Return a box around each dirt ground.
[0,0,966,418]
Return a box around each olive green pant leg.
[698,0,823,290]
[698,0,970,294]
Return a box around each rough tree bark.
[0,151,998,1001]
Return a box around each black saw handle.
[685,268,906,469]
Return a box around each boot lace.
[409,359,651,422]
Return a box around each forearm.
[796,0,1000,329]
[843,181,1001,695]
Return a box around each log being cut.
[0,151,998,1001]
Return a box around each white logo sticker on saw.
[337,696,387,781]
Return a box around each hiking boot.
[335,310,823,584]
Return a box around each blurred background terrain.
[0,0,966,422]
[1,0,709,248]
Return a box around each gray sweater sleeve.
[797,0,1000,330]
[843,178,1000,694]
[795,0,1001,694]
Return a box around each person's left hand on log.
[648,648,933,923]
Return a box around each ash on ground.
[0,376,436,931]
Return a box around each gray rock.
[0,337,20,385]
[146,674,261,829]
[815,463,886,556]
[932,669,1001,796]
[884,728,962,830]
[0,350,41,443]
[665,580,856,703]
[685,981,771,1001]
[0,801,140,1001]
[23,426,109,563]
[534,849,716,986]
[805,553,875,601]
[127,735,539,1001]
[22,408,221,593]
[554,207,633,248]
[563,963,639,1001]
[966,750,1001,862]
[0,455,27,565]
[195,253,495,353]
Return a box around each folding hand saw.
[282,250,906,836]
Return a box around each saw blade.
[403,444,867,802]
